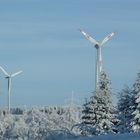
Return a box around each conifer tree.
[130,71,140,132]
[80,71,118,135]
[82,98,95,125]
[80,96,98,135]
[117,85,132,133]
[96,71,118,134]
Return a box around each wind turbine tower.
[79,29,115,89]
[0,66,22,113]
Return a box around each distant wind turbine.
[0,66,22,113]
[65,90,79,107]
[79,29,115,89]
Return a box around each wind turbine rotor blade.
[79,28,99,46]
[100,32,115,46]
[0,66,9,76]
[11,71,23,77]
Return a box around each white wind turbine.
[0,66,22,113]
[79,29,115,89]
[65,90,79,107]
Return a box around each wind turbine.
[64,90,79,107]
[79,29,115,89]
[0,66,22,113]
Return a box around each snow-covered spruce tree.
[117,85,132,133]
[96,71,118,134]
[80,71,118,135]
[82,98,94,125]
[130,71,140,132]
[80,96,98,135]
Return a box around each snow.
[42,132,140,140]
[0,107,140,139]
[80,71,118,135]
[74,133,140,140]
[1,71,140,139]
[129,71,140,132]
[0,106,82,139]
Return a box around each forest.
[0,70,140,140]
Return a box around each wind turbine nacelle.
[95,44,99,49]
[5,76,9,79]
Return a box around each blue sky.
[0,0,139,107]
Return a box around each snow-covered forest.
[0,106,82,139]
[0,70,140,139]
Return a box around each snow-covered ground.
[51,133,140,140]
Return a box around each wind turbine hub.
[95,44,99,49]
[5,76,9,79]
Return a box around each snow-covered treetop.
[133,71,140,93]
[98,71,112,95]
